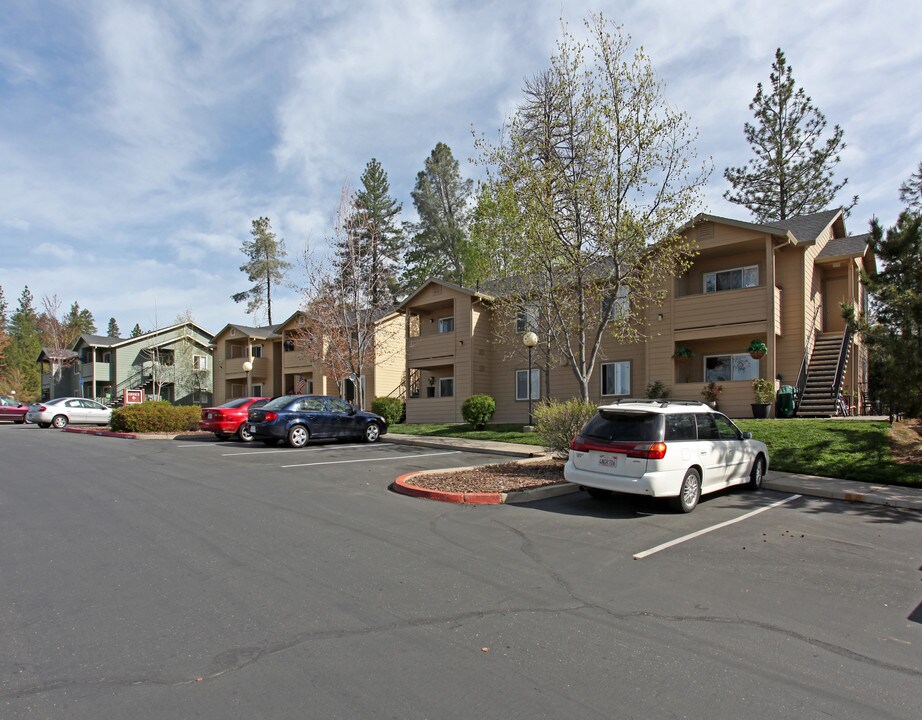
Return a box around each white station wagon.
[564,400,770,512]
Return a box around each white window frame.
[704,353,759,382]
[604,286,630,321]
[515,369,541,401]
[251,344,263,358]
[437,316,454,334]
[515,304,538,333]
[438,377,454,397]
[703,265,759,294]
[600,361,631,397]
[193,354,207,370]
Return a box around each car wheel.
[749,455,765,490]
[236,423,254,442]
[586,487,612,500]
[51,415,68,429]
[14,419,25,424]
[38,422,50,429]
[287,424,309,448]
[214,432,229,440]
[262,439,280,447]
[671,468,701,513]
[362,422,381,443]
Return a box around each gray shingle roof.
[817,233,872,259]
[79,334,122,347]
[763,209,841,243]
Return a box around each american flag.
[297,375,306,393]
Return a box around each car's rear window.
[262,395,302,410]
[219,398,252,409]
[582,411,663,442]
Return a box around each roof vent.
[696,224,714,241]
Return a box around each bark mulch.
[406,459,566,494]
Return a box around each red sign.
[124,389,145,405]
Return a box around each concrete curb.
[764,472,922,511]
[62,427,137,439]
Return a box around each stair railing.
[830,327,852,398]
[793,304,822,415]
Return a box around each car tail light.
[37,405,47,412]
[570,436,667,460]
[263,411,277,421]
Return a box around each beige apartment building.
[211,310,406,409]
[397,209,875,423]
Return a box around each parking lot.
[1,424,920,719]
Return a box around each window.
[604,286,630,321]
[665,414,697,441]
[283,339,295,351]
[73,361,80,375]
[601,361,631,396]
[515,304,538,333]
[515,369,541,400]
[438,317,454,333]
[438,377,454,397]
[251,384,263,397]
[695,413,719,440]
[704,265,758,293]
[103,352,111,363]
[329,398,353,413]
[714,414,742,440]
[193,355,207,370]
[705,354,759,382]
[251,345,263,358]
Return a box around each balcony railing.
[224,356,270,379]
[673,287,768,330]
[407,333,456,362]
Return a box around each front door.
[824,274,849,332]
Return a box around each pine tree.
[107,318,121,337]
[63,302,97,347]
[130,323,143,338]
[6,287,42,397]
[724,48,856,222]
[232,216,292,324]
[401,143,474,291]
[0,285,9,374]
[348,159,403,304]
[899,161,922,213]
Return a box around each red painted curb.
[62,428,137,439]
[391,472,505,505]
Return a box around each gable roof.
[73,322,214,351]
[689,209,843,245]
[817,233,872,260]
[212,322,282,342]
[396,278,496,311]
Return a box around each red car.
[199,397,269,441]
[0,395,28,423]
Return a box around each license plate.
[598,455,618,468]
[249,424,257,433]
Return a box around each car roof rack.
[608,398,709,408]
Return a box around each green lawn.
[392,419,922,488]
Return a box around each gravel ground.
[405,459,566,494]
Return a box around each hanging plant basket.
[747,339,768,360]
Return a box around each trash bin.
[776,385,795,418]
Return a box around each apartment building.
[397,209,875,422]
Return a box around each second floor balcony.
[407,332,456,363]
[673,286,769,332]
[223,356,271,379]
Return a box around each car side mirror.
[741,431,752,439]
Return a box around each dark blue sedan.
[247,395,388,448]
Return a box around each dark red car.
[0,395,28,423]
[199,397,269,441]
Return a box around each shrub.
[371,396,405,426]
[533,398,597,457]
[645,380,670,399]
[461,394,496,429]
[110,401,201,433]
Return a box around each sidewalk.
[386,433,922,511]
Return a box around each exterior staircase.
[796,332,847,418]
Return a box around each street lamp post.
[523,331,538,427]
[242,358,253,398]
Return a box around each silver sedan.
[26,397,112,429]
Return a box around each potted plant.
[747,339,768,359]
[426,375,436,398]
[672,346,695,363]
[701,381,722,409]
[751,377,775,418]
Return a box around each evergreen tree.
[6,287,42,397]
[724,48,856,222]
[130,323,143,338]
[63,302,97,347]
[401,143,474,291]
[0,286,9,374]
[863,209,922,416]
[347,159,403,303]
[107,317,121,337]
[899,161,922,213]
[232,216,292,324]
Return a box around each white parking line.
[633,494,802,560]
[281,450,461,468]
[221,442,379,457]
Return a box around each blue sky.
[1,0,920,336]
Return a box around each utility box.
[776,385,795,418]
